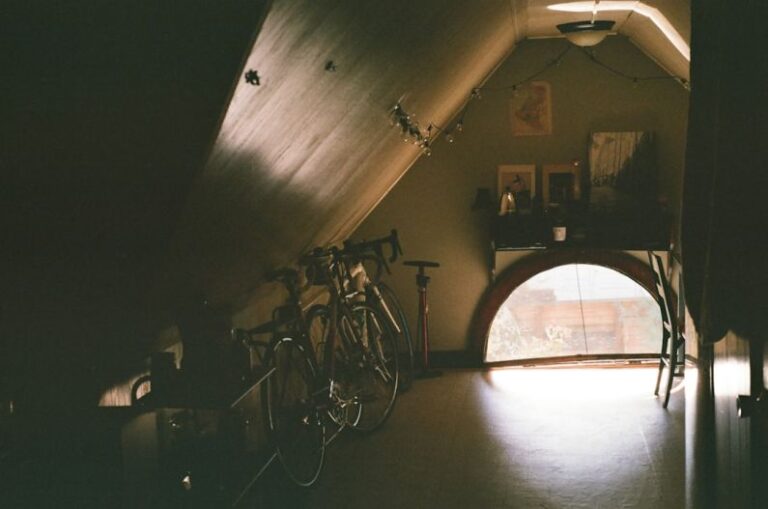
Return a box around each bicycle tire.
[375,282,414,392]
[343,304,399,432]
[262,337,325,487]
[306,304,363,429]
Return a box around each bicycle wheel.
[263,337,325,487]
[342,304,399,432]
[376,282,414,392]
[306,304,362,429]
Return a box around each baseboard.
[427,351,675,369]
[428,350,484,369]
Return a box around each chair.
[648,252,685,408]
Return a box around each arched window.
[486,264,660,363]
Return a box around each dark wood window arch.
[471,250,658,365]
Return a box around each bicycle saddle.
[403,260,440,268]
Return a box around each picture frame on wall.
[588,131,656,211]
[542,163,581,207]
[497,164,536,212]
[510,81,552,136]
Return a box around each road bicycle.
[235,248,399,487]
[341,230,415,391]
[234,269,329,488]
[303,246,400,432]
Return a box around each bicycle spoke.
[376,282,414,392]
[342,305,398,432]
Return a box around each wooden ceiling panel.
[169,0,523,304]
[646,0,690,42]
[621,16,690,81]
[166,1,690,308]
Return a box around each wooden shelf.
[493,208,671,252]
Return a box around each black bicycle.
[235,248,399,487]
[303,246,400,432]
[233,269,327,487]
[341,230,415,391]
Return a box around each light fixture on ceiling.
[556,0,615,47]
[557,19,615,47]
[548,1,690,60]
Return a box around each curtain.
[682,0,768,343]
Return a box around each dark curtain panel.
[682,0,768,343]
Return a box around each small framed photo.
[542,163,581,206]
[497,164,536,212]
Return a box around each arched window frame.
[471,250,659,367]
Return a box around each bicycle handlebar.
[342,229,402,263]
[301,230,403,286]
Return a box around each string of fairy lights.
[391,42,689,156]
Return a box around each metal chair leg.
[654,330,669,397]
[663,335,677,408]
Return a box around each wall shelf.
[492,208,671,252]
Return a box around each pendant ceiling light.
[556,0,615,47]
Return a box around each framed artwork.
[510,81,552,136]
[542,163,581,206]
[588,131,656,210]
[497,164,536,197]
[497,164,536,212]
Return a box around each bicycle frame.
[305,248,400,427]
[342,254,402,335]
[302,252,369,427]
[237,269,354,448]
[338,231,414,391]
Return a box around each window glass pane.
[485,264,661,362]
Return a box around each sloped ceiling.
[2,1,273,403]
[2,1,690,402]
[169,0,690,308]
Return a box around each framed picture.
[542,163,581,206]
[588,131,656,210]
[497,164,536,212]
[510,81,552,136]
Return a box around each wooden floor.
[253,367,684,508]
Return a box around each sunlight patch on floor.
[486,366,660,401]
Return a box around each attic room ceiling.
[0,0,692,404]
[169,0,690,306]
